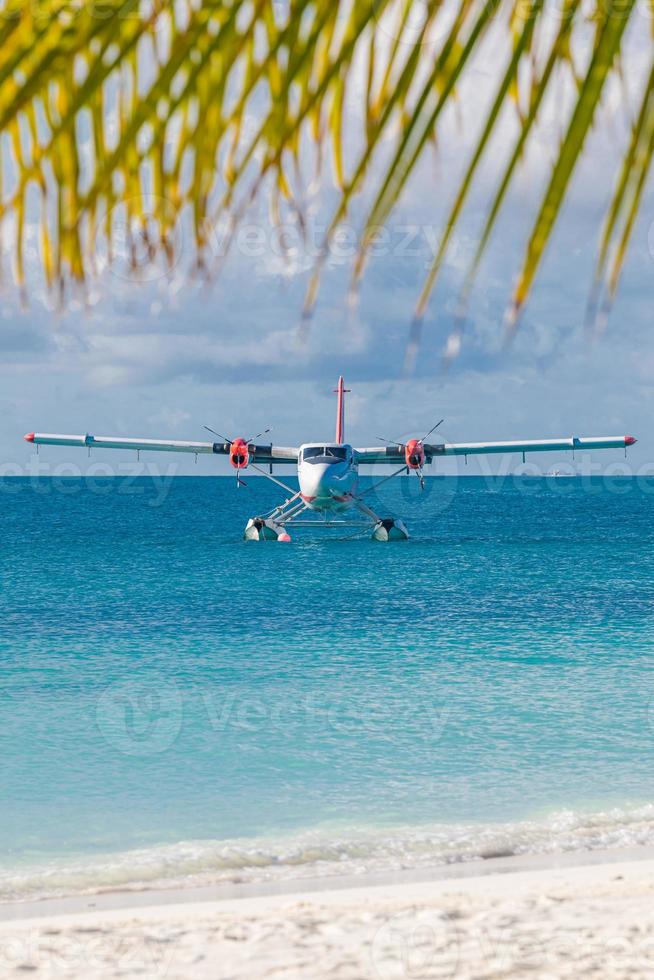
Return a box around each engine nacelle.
[405,438,425,469]
[229,437,250,470]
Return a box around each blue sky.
[2,20,653,479]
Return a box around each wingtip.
[24,432,34,443]
[625,435,637,446]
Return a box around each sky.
[1,10,653,481]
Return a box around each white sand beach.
[1,854,654,978]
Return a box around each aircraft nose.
[301,460,352,503]
[306,463,332,497]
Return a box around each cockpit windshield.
[302,446,348,462]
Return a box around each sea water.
[2,474,654,900]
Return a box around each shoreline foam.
[4,802,654,906]
[2,841,654,923]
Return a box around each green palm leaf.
[586,58,654,333]
[506,0,636,330]
[0,0,648,363]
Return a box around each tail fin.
[333,376,350,443]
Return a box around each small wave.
[4,803,654,903]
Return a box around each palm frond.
[454,0,581,327]
[506,0,637,332]
[0,0,648,364]
[404,0,545,374]
[586,58,654,334]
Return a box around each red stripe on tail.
[333,376,350,443]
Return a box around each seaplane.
[24,377,636,541]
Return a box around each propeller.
[421,418,444,441]
[245,426,271,443]
[376,418,444,492]
[203,424,232,443]
[202,424,271,489]
[375,435,407,447]
[374,419,444,449]
[202,425,271,444]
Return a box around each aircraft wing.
[24,432,300,464]
[355,435,636,463]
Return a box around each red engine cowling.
[404,439,425,469]
[229,438,250,470]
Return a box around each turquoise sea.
[3,474,654,900]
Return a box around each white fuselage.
[298,443,358,511]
